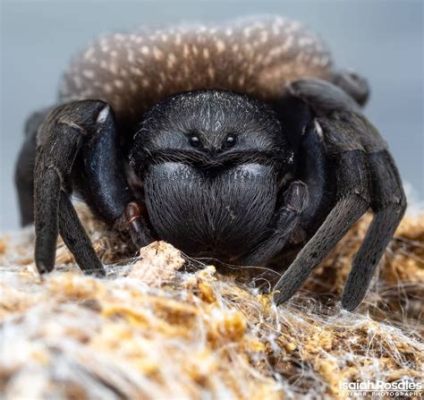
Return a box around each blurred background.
[1,0,423,230]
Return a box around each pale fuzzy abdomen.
[60,16,333,125]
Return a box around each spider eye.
[189,134,202,148]
[224,134,237,148]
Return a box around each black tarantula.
[15,16,406,311]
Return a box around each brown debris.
[0,205,423,399]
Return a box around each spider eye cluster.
[189,134,202,148]
[224,134,237,149]
[187,133,238,150]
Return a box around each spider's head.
[130,90,296,262]
[131,90,294,160]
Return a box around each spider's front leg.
[33,100,152,275]
[239,180,308,266]
[273,79,406,310]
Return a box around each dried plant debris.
[0,205,423,399]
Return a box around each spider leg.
[34,167,62,273]
[273,151,370,305]
[33,100,151,275]
[58,192,104,275]
[275,79,406,310]
[331,69,370,107]
[274,78,406,309]
[34,101,107,274]
[72,104,153,249]
[341,151,406,310]
[239,180,308,265]
[15,109,50,226]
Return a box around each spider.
[15,16,406,311]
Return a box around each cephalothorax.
[16,16,406,311]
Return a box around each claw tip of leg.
[272,290,287,306]
[96,268,106,278]
[35,261,52,275]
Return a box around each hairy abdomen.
[60,16,333,126]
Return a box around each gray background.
[1,0,423,230]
